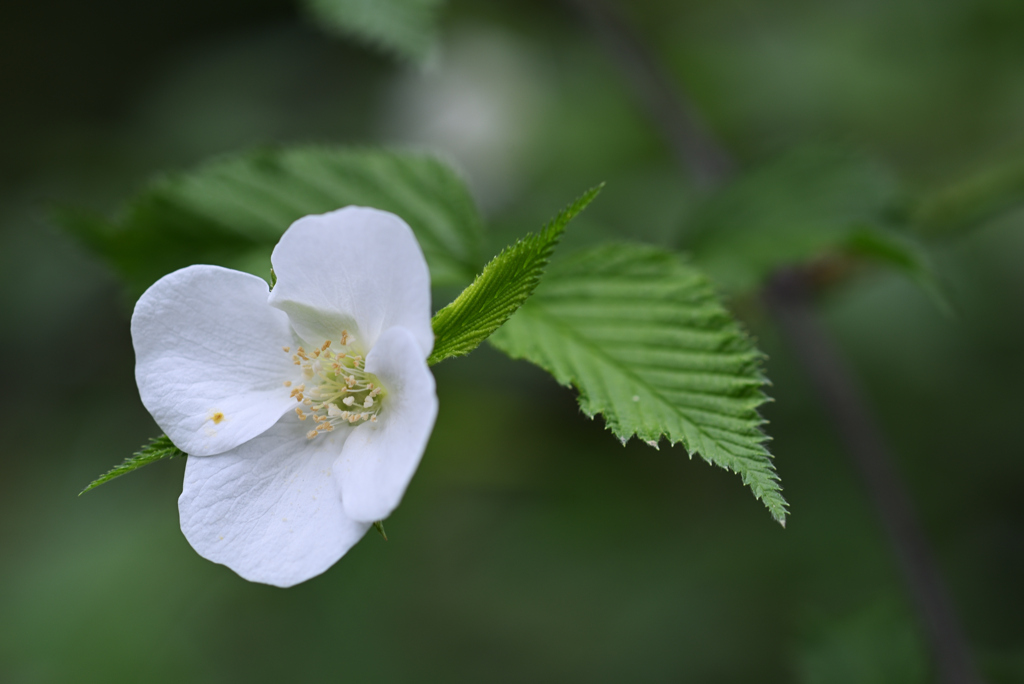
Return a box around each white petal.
[179,414,368,587]
[267,207,434,357]
[335,326,438,522]
[132,265,299,456]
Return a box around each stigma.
[284,331,384,439]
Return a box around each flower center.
[282,330,385,439]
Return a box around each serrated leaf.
[56,147,483,294]
[80,435,185,495]
[302,0,445,61]
[489,244,786,524]
[428,186,602,366]
[681,146,900,293]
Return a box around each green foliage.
[80,435,185,495]
[681,147,900,293]
[428,186,602,366]
[301,0,445,61]
[489,243,786,524]
[56,147,483,294]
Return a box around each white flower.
[131,207,437,587]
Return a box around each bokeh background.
[1,0,1022,681]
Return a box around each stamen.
[284,336,385,432]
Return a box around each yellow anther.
[306,430,318,440]
[283,380,292,387]
[282,346,291,353]
[322,341,331,350]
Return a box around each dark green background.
[1,0,1021,681]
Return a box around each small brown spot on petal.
[212,412,225,424]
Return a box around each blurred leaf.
[301,0,445,61]
[429,185,602,366]
[80,435,184,495]
[56,147,483,294]
[796,600,927,684]
[681,147,900,293]
[844,227,952,314]
[490,243,786,524]
[912,154,1024,236]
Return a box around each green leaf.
[56,147,483,295]
[489,243,786,524]
[301,0,445,61]
[428,185,603,366]
[681,146,900,293]
[80,435,185,495]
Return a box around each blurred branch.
[563,0,732,186]
[570,3,984,682]
[764,270,981,684]
[912,154,1024,237]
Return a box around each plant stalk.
[764,269,981,684]
[567,1,983,681]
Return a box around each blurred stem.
[563,0,733,186]
[764,270,981,684]
[570,2,983,682]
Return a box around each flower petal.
[267,207,434,357]
[179,414,368,587]
[335,326,438,522]
[132,265,299,456]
